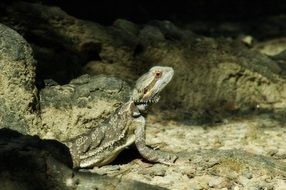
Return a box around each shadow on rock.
[0,128,73,190]
[0,128,166,190]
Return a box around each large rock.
[0,23,39,134]
[1,2,138,84]
[87,20,286,120]
[40,74,131,140]
[0,2,285,190]
[3,2,286,121]
[0,128,166,190]
[137,34,286,119]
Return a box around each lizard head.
[131,66,174,112]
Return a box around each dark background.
[39,0,286,24]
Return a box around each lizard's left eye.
[155,71,162,78]
[143,88,148,94]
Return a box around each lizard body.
[65,66,177,168]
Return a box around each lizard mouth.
[135,95,160,105]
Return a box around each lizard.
[64,66,177,168]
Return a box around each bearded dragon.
[65,66,177,168]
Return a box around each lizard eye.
[143,88,148,94]
[155,71,162,78]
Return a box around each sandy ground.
[88,113,286,190]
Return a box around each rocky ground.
[0,1,286,190]
[88,113,286,190]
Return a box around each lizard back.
[65,101,136,168]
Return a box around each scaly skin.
[64,66,177,168]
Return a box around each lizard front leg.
[134,117,177,165]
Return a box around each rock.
[113,19,140,36]
[240,35,254,47]
[136,34,285,120]
[138,164,167,177]
[3,2,286,121]
[0,128,166,190]
[83,19,286,120]
[40,74,131,140]
[83,61,137,82]
[147,20,197,41]
[0,3,285,189]
[0,23,40,134]
[0,128,72,190]
[73,172,167,190]
[208,176,231,188]
[138,25,165,42]
[276,180,286,190]
[1,2,138,83]
[254,38,286,56]
[180,149,286,178]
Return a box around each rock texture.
[0,1,286,190]
[0,128,165,190]
[94,115,286,189]
[40,74,131,140]
[2,2,286,121]
[0,23,39,134]
[1,1,138,84]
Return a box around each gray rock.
[0,128,166,190]
[1,2,137,83]
[0,23,40,134]
[113,19,140,37]
[148,20,197,41]
[139,25,165,42]
[0,128,72,190]
[83,61,138,83]
[3,2,286,122]
[0,2,285,190]
[40,74,131,140]
[133,31,286,121]
[152,37,285,115]
[73,172,167,190]
[179,149,286,178]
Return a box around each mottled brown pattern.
[64,66,177,168]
